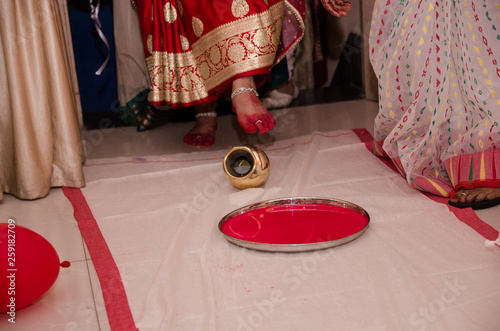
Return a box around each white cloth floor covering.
[79,129,500,331]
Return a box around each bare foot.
[184,103,218,146]
[232,77,275,134]
[449,187,500,204]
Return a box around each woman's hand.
[321,0,351,17]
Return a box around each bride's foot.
[184,105,218,146]
[232,77,275,134]
[448,187,500,210]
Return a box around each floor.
[0,99,498,330]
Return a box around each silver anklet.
[231,87,259,101]
[195,111,217,119]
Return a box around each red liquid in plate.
[221,204,368,245]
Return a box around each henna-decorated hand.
[321,0,351,17]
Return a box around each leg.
[231,76,275,134]
[184,102,218,146]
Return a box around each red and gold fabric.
[134,0,305,108]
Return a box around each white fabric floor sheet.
[82,130,500,331]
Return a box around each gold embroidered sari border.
[145,2,285,105]
[191,2,285,56]
[205,53,277,88]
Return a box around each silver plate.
[218,197,370,253]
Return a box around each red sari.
[134,0,305,107]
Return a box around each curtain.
[113,0,150,107]
[0,0,85,200]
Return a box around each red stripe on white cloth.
[62,187,138,331]
[61,127,497,331]
[353,129,500,243]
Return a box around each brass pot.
[223,145,270,189]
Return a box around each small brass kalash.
[223,145,270,189]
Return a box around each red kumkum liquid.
[221,204,368,245]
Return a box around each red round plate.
[218,197,369,252]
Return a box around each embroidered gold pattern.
[176,0,183,16]
[209,47,222,65]
[146,3,284,105]
[192,17,204,38]
[180,35,190,51]
[227,43,246,63]
[231,0,250,18]
[147,34,153,54]
[163,2,178,23]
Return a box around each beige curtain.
[0,0,85,200]
[113,0,149,106]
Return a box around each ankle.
[232,76,257,90]
[231,87,259,101]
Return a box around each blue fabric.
[67,0,118,113]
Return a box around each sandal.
[448,197,500,210]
